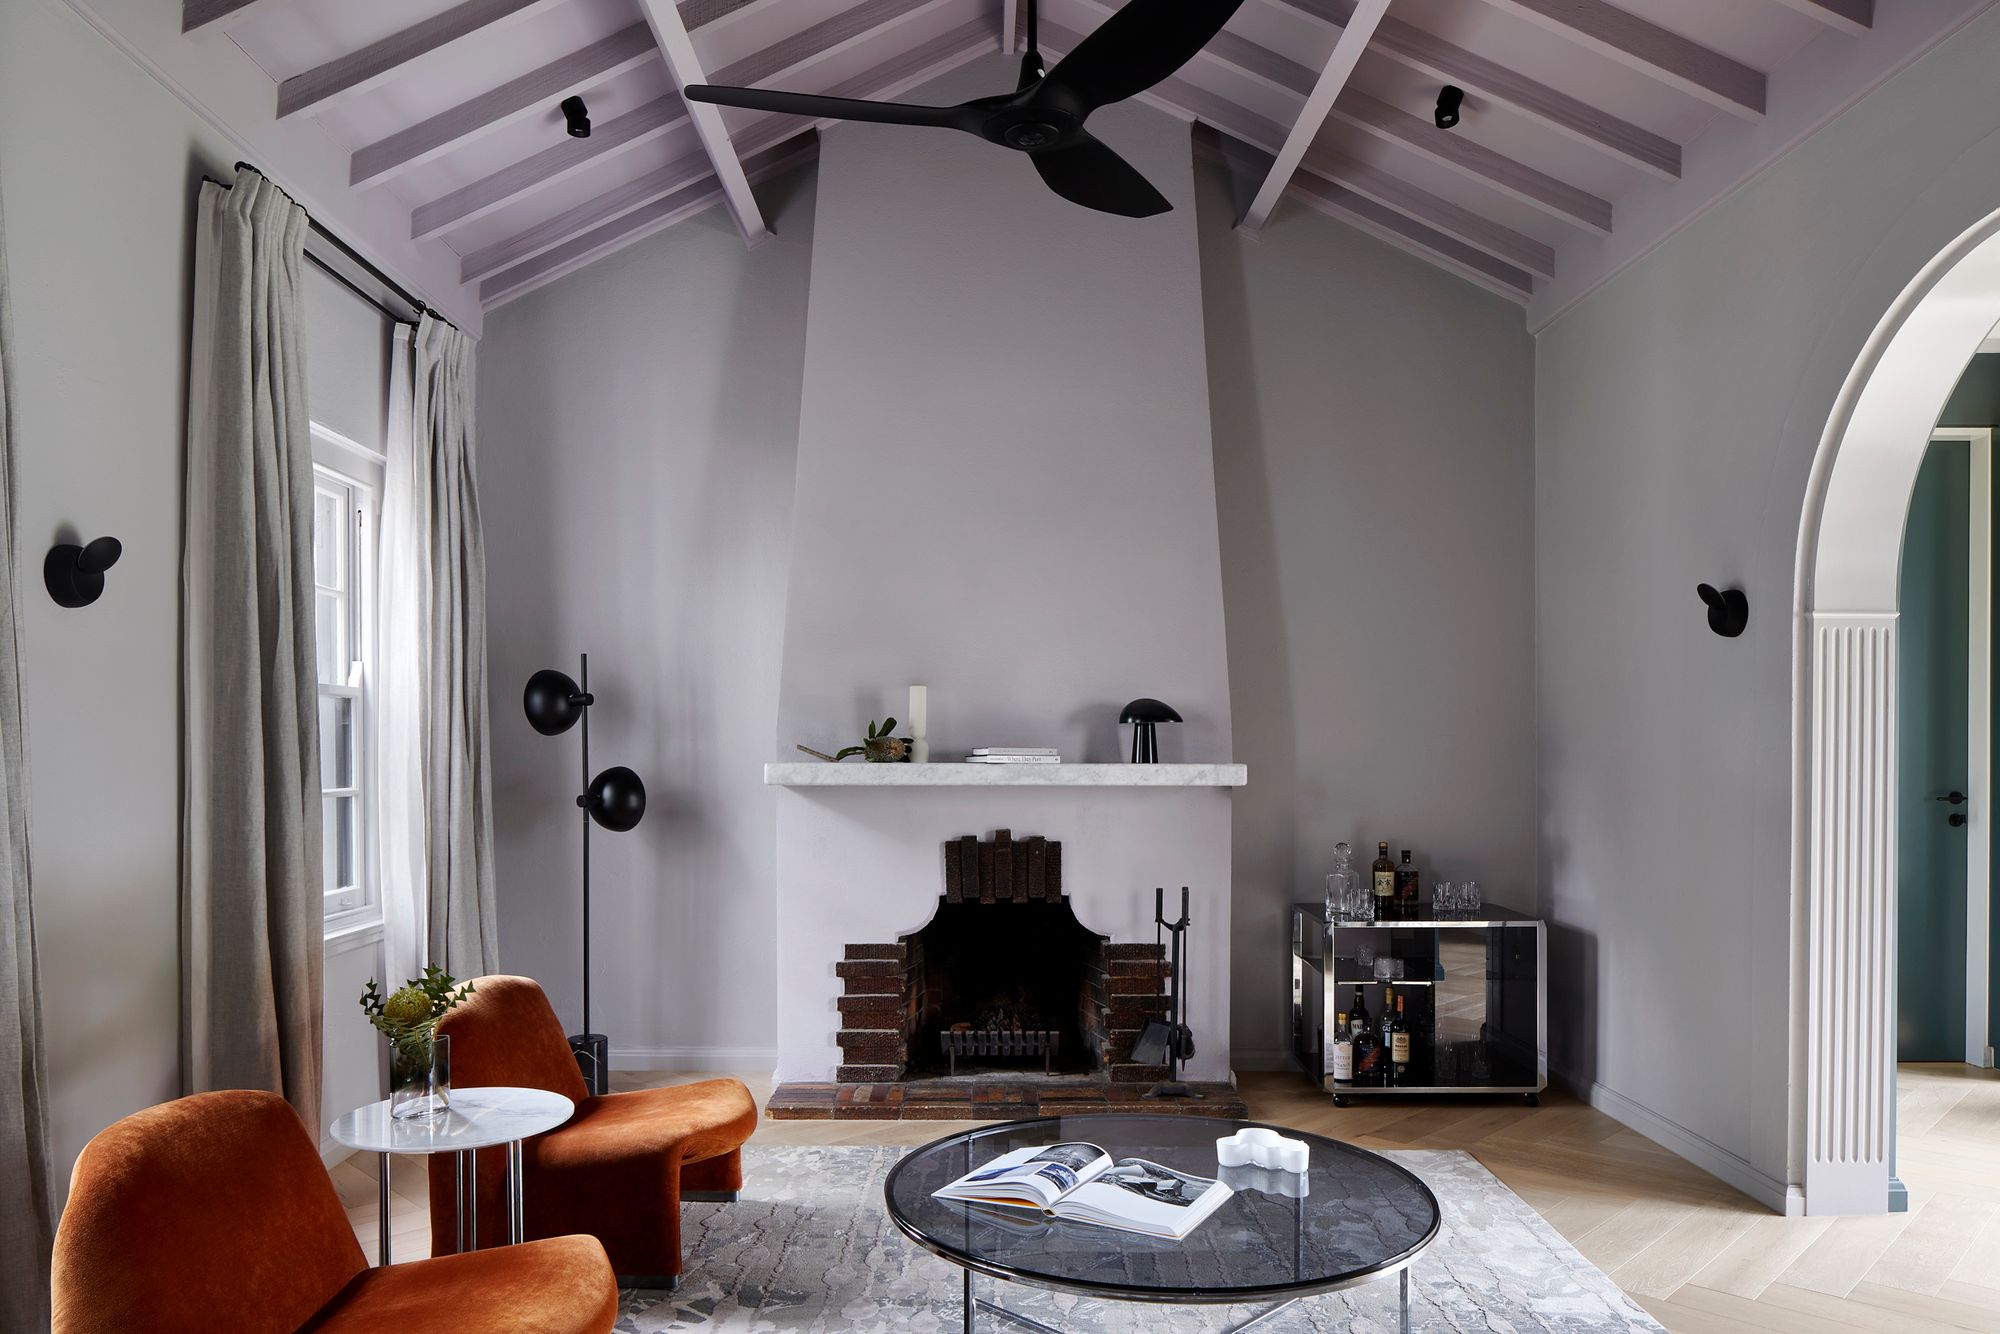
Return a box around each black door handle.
[1935,791,1967,805]
[1951,812,1968,827]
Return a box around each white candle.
[909,685,929,762]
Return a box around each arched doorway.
[1795,205,2000,1215]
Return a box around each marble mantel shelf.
[764,762,1247,787]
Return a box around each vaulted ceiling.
[73,0,1993,328]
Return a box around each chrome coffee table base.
[960,1268,1410,1334]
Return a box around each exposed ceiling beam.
[481,137,817,305]
[1330,90,1612,234]
[182,0,287,35]
[1474,0,1765,120]
[467,17,994,286]
[1277,0,1678,179]
[276,0,570,119]
[636,0,771,244]
[1146,65,1553,278]
[1045,21,1545,297]
[350,23,659,187]
[1239,0,1389,232]
[412,0,949,241]
[1765,0,1872,38]
[1202,129,1531,300]
[412,94,686,241]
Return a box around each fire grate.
[941,1028,1061,1075]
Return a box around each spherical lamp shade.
[584,765,647,832]
[524,669,585,735]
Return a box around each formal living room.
[9,0,2000,1330]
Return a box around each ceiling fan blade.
[1041,0,1249,112]
[1029,134,1170,217]
[684,85,978,132]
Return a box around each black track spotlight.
[1435,85,1464,130]
[561,94,591,138]
[44,535,122,608]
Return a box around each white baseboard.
[1563,1073,1801,1216]
[611,1046,779,1073]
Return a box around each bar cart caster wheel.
[1333,1095,1351,1107]
[1523,1093,1540,1107]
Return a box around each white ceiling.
[73,0,1997,328]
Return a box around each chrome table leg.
[1401,1268,1410,1333]
[507,1139,525,1244]
[963,1268,974,1333]
[377,1153,391,1266]
[455,1151,467,1254]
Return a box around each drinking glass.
[1461,880,1482,912]
[1432,881,1454,914]
[1356,941,1375,968]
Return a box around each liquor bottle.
[1350,988,1379,1082]
[1391,993,1412,1082]
[1395,849,1419,911]
[1379,985,1399,1085]
[1331,1011,1354,1085]
[1372,842,1396,912]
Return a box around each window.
[313,450,378,927]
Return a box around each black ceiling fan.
[684,0,1248,218]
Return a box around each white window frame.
[312,423,384,935]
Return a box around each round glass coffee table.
[886,1114,1439,1333]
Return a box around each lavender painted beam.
[181,0,288,34]
[1239,0,1389,232]
[1330,91,1614,235]
[410,94,687,240]
[349,23,659,186]
[1766,0,1872,37]
[1475,0,1766,120]
[277,0,571,120]
[636,0,770,244]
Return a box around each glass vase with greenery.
[360,966,476,1121]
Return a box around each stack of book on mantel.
[965,748,1061,765]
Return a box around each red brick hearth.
[769,829,1248,1121]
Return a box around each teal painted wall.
[1937,355,2000,1055]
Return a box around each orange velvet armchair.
[52,1089,618,1334]
[429,975,758,1287]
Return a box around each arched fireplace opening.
[903,896,1106,1077]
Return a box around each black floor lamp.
[524,653,646,1095]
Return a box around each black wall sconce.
[1435,85,1464,130]
[560,95,591,138]
[524,653,645,1093]
[44,536,122,608]
[1697,583,1748,637]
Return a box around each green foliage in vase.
[833,718,902,761]
[360,965,475,1064]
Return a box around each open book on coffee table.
[931,1142,1232,1240]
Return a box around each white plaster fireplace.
[767,58,1238,1093]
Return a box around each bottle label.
[1392,1032,1410,1063]
[1374,871,1395,898]
[1332,1040,1353,1082]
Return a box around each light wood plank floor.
[333,1062,2000,1332]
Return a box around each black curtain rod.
[204,162,459,333]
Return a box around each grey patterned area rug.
[619,1146,1664,1332]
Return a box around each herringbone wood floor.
[333,1062,2000,1332]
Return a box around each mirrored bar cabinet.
[1290,903,1547,1105]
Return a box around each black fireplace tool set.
[1134,884,1202,1100]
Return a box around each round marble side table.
[328,1086,574,1265]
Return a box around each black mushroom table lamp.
[1120,697,1182,763]
[524,653,646,1094]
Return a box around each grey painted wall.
[774,57,1232,766]
[479,174,816,1061]
[1,0,236,1185]
[1198,164,1537,1066]
[1535,4,2000,1200]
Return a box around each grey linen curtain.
[0,174,56,1334]
[180,169,323,1127]
[380,315,498,978]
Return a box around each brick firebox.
[767,830,1247,1121]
